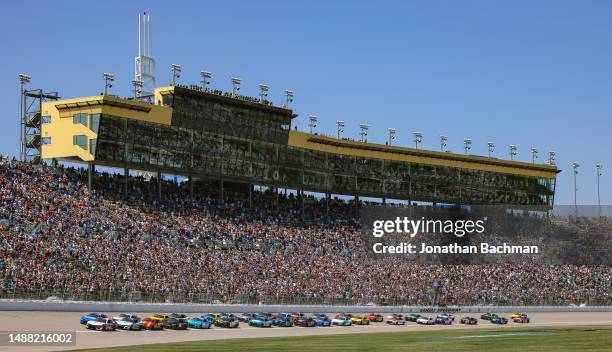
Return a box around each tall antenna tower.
[135,12,156,102]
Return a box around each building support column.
[87,163,94,190]
[123,167,129,197]
[300,188,305,217]
[249,182,253,208]
[382,197,386,205]
[157,171,162,200]
[355,194,359,217]
[189,175,194,203]
[325,192,330,223]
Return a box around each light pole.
[548,151,556,165]
[19,74,31,162]
[413,132,423,149]
[440,135,447,152]
[359,124,369,142]
[509,145,518,161]
[336,120,345,139]
[258,84,269,103]
[170,64,182,86]
[463,138,472,155]
[596,163,603,218]
[531,147,538,163]
[487,142,495,158]
[308,115,318,134]
[200,70,212,90]
[103,73,114,95]
[572,162,580,218]
[132,79,143,99]
[284,90,294,109]
[388,128,396,146]
[230,77,241,97]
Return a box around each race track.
[1,311,611,352]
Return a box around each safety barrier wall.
[0,299,610,313]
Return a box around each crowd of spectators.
[0,158,610,306]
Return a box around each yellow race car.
[511,313,527,319]
[350,316,370,325]
[207,313,223,323]
[150,313,170,321]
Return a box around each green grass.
[74,325,612,352]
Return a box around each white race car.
[332,316,353,326]
[113,317,143,330]
[86,318,116,331]
[437,313,455,321]
[416,316,435,325]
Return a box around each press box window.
[73,113,88,127]
[89,114,100,133]
[41,115,51,124]
[73,135,87,150]
[42,137,51,145]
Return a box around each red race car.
[385,314,406,325]
[365,314,383,322]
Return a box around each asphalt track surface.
[1,311,611,352]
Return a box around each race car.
[512,315,530,323]
[386,314,406,325]
[86,318,116,331]
[437,313,455,321]
[186,317,212,329]
[80,313,108,325]
[295,316,317,327]
[111,314,139,322]
[221,313,238,321]
[416,316,435,325]
[480,313,498,320]
[272,316,294,327]
[248,316,272,328]
[141,317,164,330]
[215,316,240,328]
[113,316,143,330]
[365,313,384,322]
[292,312,307,321]
[334,313,353,319]
[332,316,353,326]
[169,313,187,319]
[511,313,527,319]
[206,313,223,323]
[405,313,421,322]
[460,316,478,325]
[238,313,259,323]
[350,316,370,325]
[311,314,332,327]
[151,313,170,321]
[490,316,508,324]
[162,317,188,330]
[434,316,452,325]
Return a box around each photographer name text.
[372,242,539,254]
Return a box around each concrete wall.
[1,299,610,313]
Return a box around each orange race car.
[141,317,164,330]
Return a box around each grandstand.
[39,84,559,209]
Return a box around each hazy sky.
[0,0,610,205]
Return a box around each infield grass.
[73,325,612,352]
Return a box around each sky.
[0,0,610,205]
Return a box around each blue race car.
[80,313,108,324]
[272,316,294,327]
[490,316,509,324]
[311,314,332,327]
[248,315,272,328]
[187,317,212,329]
